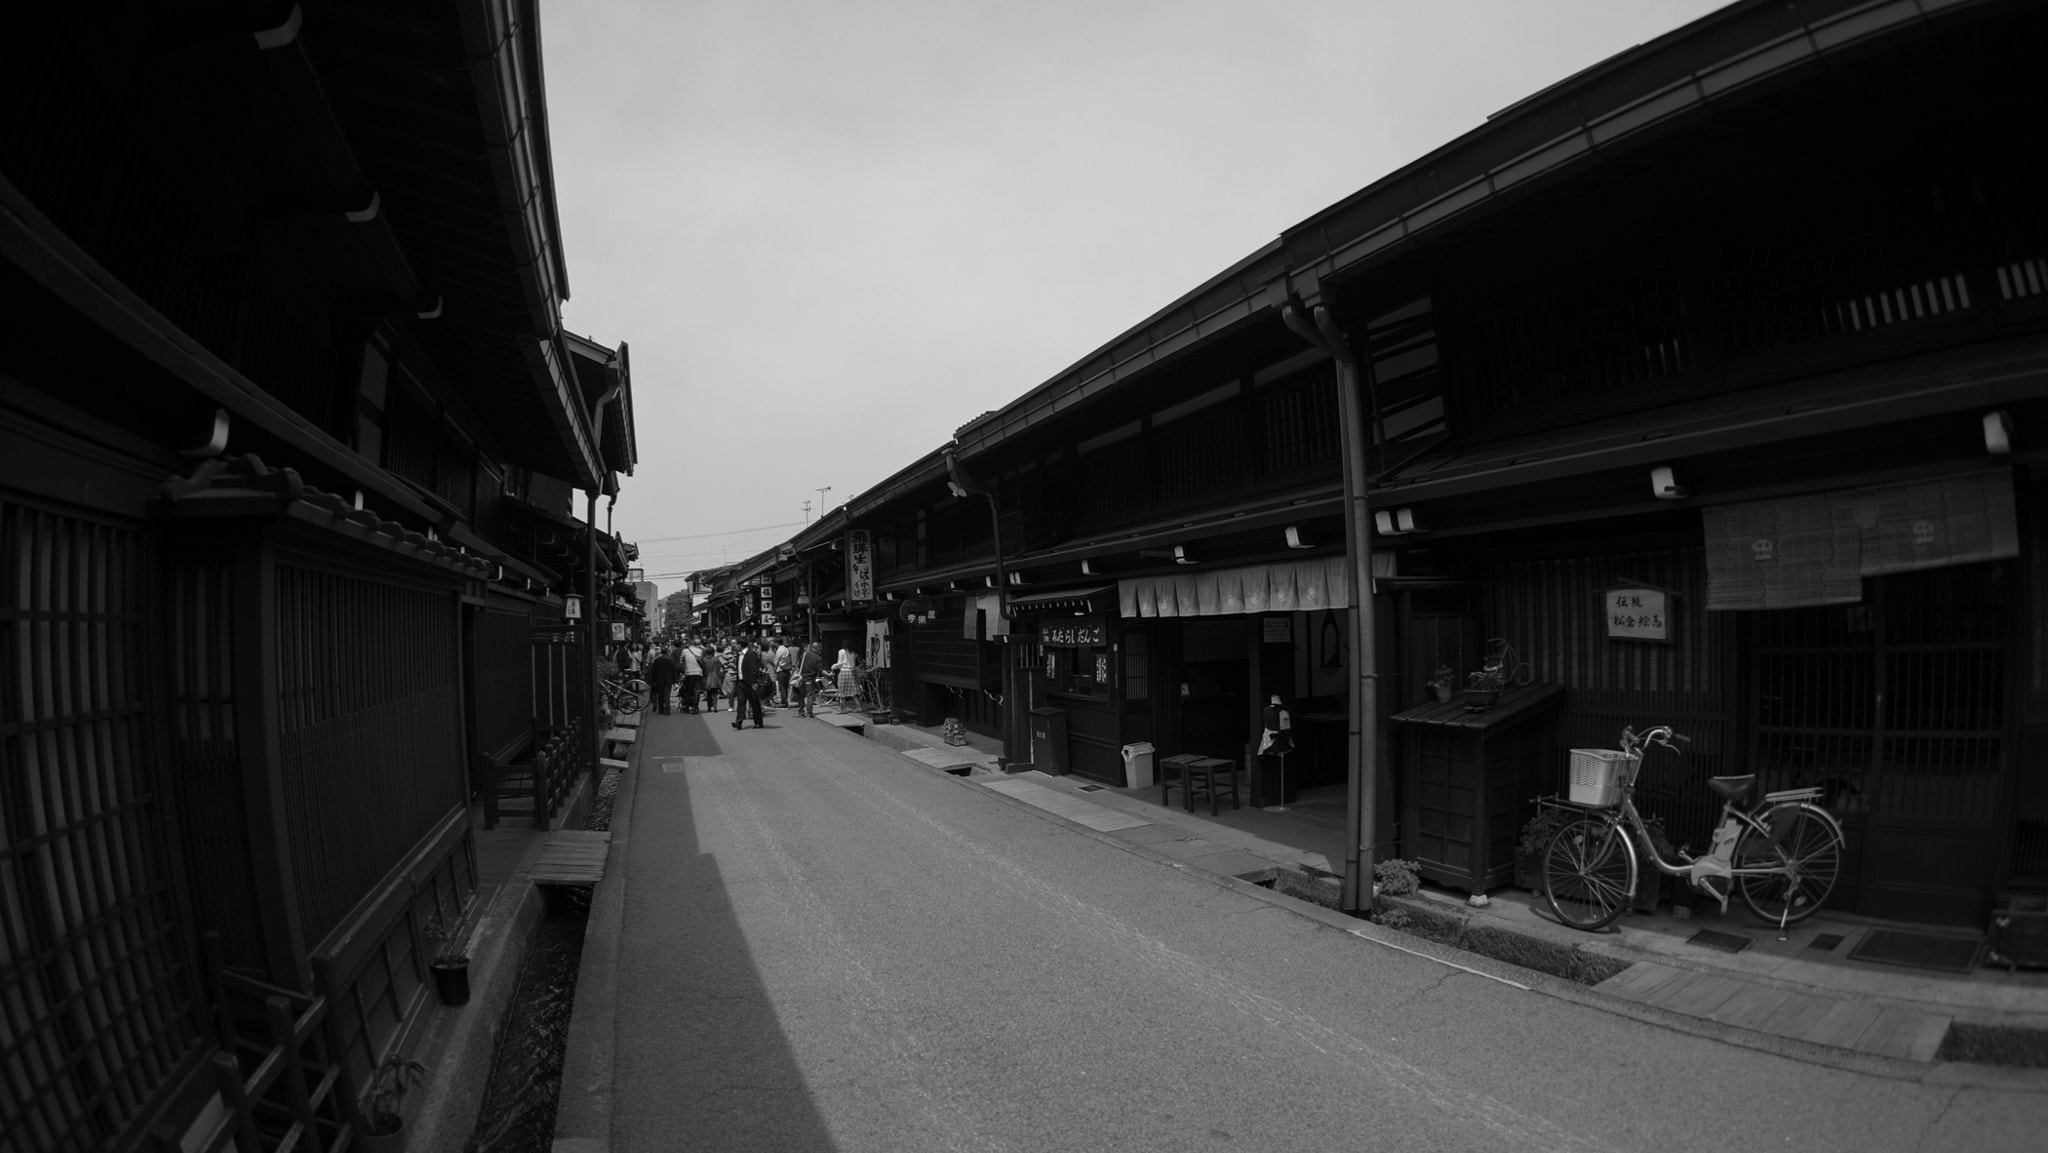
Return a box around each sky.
[542,0,1730,591]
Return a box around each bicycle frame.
[1590,759,1843,892]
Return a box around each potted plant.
[1426,665,1456,705]
[1464,661,1508,710]
[422,910,470,1007]
[1515,803,1576,891]
[358,1052,425,1152]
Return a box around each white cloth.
[866,620,891,668]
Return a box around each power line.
[626,519,806,545]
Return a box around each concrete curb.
[551,735,641,1153]
[404,761,605,1153]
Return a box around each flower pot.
[1464,688,1501,711]
[1431,684,1452,704]
[358,1119,405,1153]
[431,957,470,1006]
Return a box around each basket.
[1568,749,1640,808]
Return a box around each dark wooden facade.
[770,0,2046,927]
[0,3,634,1150]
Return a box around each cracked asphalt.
[599,710,2047,1152]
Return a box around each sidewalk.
[836,717,2048,1075]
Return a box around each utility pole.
[815,485,832,517]
[802,500,812,524]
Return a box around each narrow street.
[591,712,2046,1153]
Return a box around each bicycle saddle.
[1707,774,1756,801]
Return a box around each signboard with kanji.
[1605,587,1672,642]
[846,530,874,601]
[1039,618,1106,647]
[610,622,627,642]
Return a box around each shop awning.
[1002,586,1116,617]
[1120,558,1351,618]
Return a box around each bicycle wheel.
[1736,803,1843,925]
[624,677,649,694]
[1544,815,1636,931]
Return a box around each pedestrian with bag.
[797,641,826,717]
[679,639,704,713]
[834,641,860,714]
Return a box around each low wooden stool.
[1185,756,1241,816]
[1159,753,1202,810]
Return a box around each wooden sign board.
[1605,587,1672,642]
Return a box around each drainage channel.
[463,766,621,1152]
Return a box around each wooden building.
[794,0,2046,927]
[0,3,634,1150]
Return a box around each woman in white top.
[835,644,859,713]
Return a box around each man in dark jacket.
[648,647,678,714]
[730,640,767,730]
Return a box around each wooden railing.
[479,717,588,830]
[153,933,356,1153]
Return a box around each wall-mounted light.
[946,480,968,498]
[1008,571,1027,586]
[1373,508,1422,535]
[1985,411,2015,455]
[1173,545,1199,565]
[1284,526,1313,549]
[1650,465,1689,500]
[1080,559,1097,576]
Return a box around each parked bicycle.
[1543,724,1846,933]
[601,674,648,715]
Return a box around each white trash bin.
[1121,742,1156,790]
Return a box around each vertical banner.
[846,529,874,601]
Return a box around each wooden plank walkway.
[1594,961,1950,1062]
[528,829,613,885]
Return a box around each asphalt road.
[604,710,2046,1152]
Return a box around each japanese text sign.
[846,530,874,602]
[1605,588,1671,642]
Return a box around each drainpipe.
[943,444,1008,621]
[1282,301,1380,914]
[585,380,622,776]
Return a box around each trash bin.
[1120,742,1155,790]
[1028,707,1067,776]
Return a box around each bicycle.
[1542,724,1846,934]
[601,675,648,715]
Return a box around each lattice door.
[1,498,205,1151]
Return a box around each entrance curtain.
[1118,558,1353,618]
[1703,470,2018,610]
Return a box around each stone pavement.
[832,716,2048,1072]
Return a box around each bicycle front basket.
[1568,749,1640,807]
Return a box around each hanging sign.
[846,530,874,601]
[610,622,628,642]
[1039,618,1106,647]
[1605,587,1672,642]
[1095,653,1110,683]
[564,596,584,620]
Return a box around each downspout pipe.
[585,380,621,776]
[944,445,1008,622]
[1282,301,1380,913]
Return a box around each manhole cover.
[1688,929,1752,954]
[1807,933,1845,952]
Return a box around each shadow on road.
[619,708,839,1152]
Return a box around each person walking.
[772,636,795,707]
[834,641,860,714]
[647,646,677,715]
[797,641,826,718]
[702,643,725,713]
[679,639,704,713]
[730,640,767,730]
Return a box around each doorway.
[1750,563,2011,924]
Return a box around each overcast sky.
[544,0,1728,589]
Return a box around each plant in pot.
[1515,804,1576,892]
[358,1053,425,1152]
[1425,665,1456,705]
[423,910,470,1007]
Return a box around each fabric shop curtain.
[1119,557,1352,619]
[1703,470,2018,610]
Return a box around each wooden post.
[234,538,311,987]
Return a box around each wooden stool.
[1159,753,1202,810]
[1185,756,1241,816]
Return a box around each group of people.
[639,634,866,725]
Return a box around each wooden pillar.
[232,537,309,988]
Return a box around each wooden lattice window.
[1,500,205,1152]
